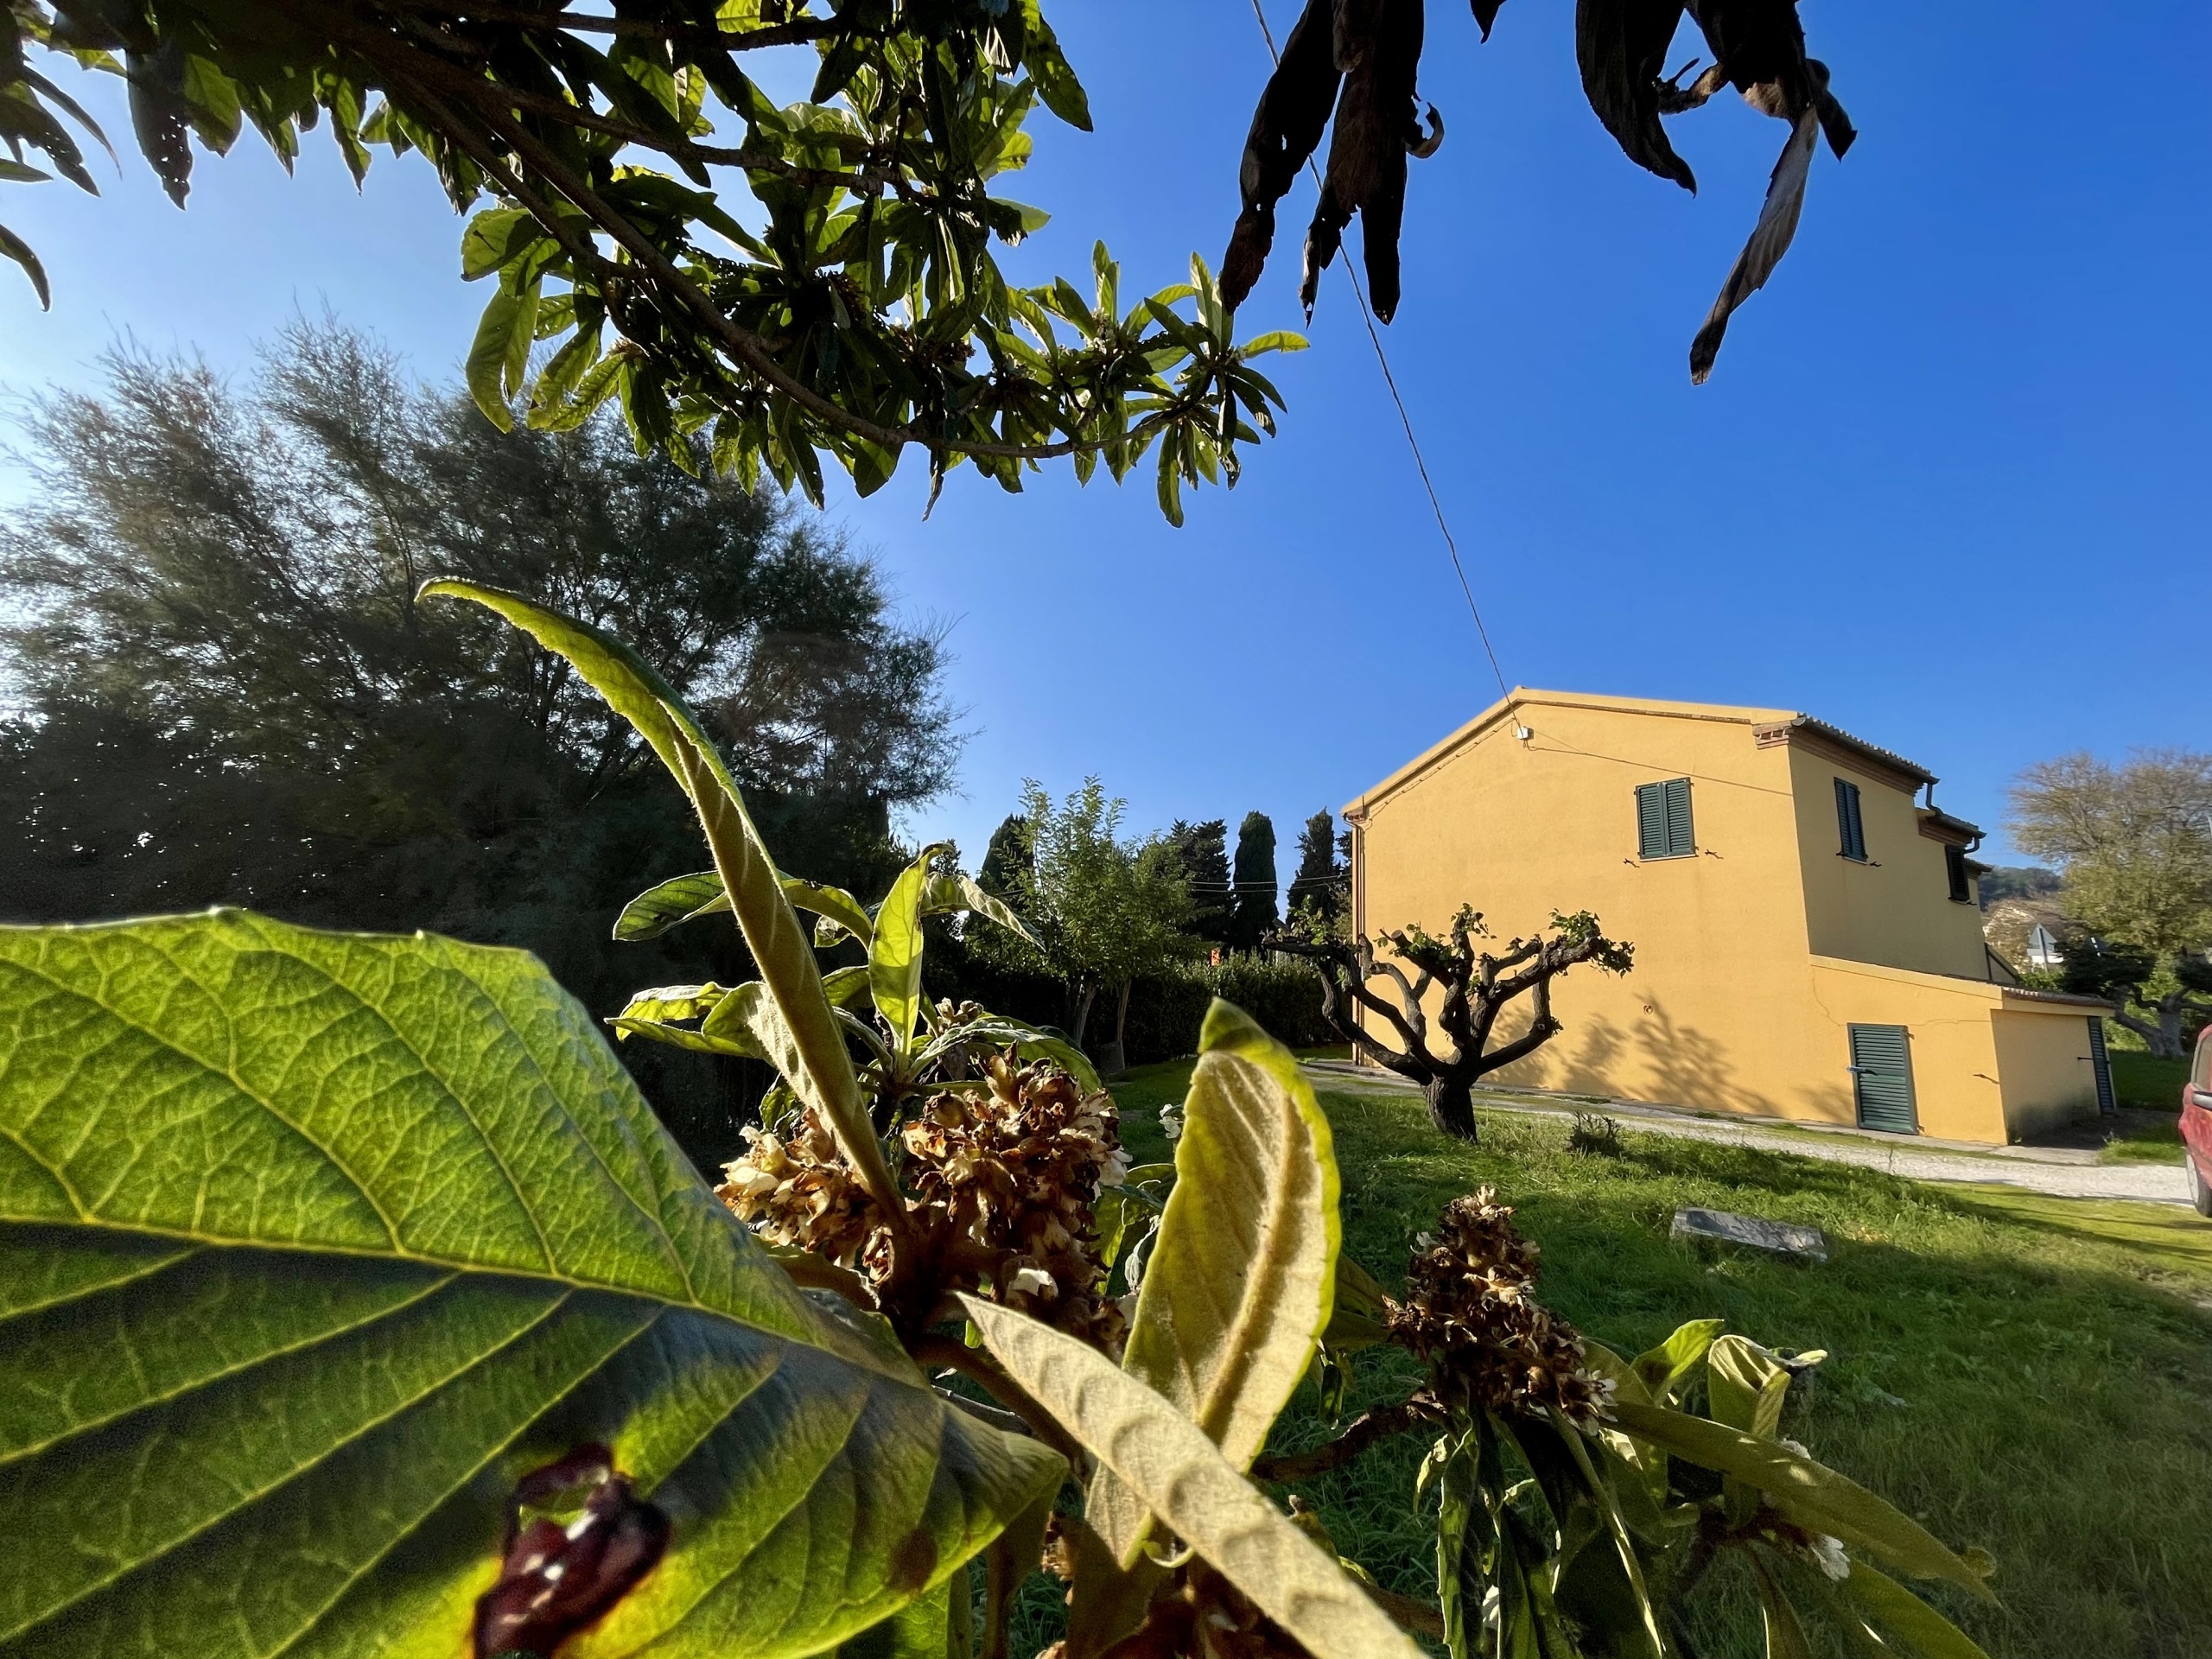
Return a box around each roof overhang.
[1751,716,1936,793]
[1916,808,1984,847]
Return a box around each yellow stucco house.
[1344,690,2115,1145]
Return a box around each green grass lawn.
[1105,1058,2212,1659]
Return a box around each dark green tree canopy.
[0,316,950,944]
[1285,808,1344,925]
[1167,817,1234,946]
[1229,809,1279,955]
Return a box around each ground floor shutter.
[2086,1018,2116,1116]
[1848,1024,1918,1134]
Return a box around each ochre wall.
[1348,694,2088,1145]
[1991,1009,2102,1139]
[1802,957,2008,1141]
[1351,696,1824,1123]
[1788,748,1990,980]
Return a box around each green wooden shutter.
[1664,777,1694,857]
[2087,1018,2116,1116]
[1848,1024,1916,1133]
[1834,778,1866,860]
[1637,782,1669,860]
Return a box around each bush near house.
[931,949,1332,1065]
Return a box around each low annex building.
[1343,690,2113,1145]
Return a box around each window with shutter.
[1636,779,1694,859]
[1834,778,1866,861]
[1945,842,1970,902]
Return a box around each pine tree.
[1228,811,1279,954]
[1166,818,1233,945]
[1286,810,1346,925]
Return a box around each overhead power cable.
[1246,0,1512,703]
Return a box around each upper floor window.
[1637,778,1694,860]
[1834,778,1867,861]
[1945,842,1972,902]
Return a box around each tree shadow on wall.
[1516,998,1789,1121]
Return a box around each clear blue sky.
[3,1,2205,883]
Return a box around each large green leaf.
[420,580,895,1211]
[872,843,951,1053]
[1835,1560,1993,1658]
[1090,1001,1342,1562]
[918,872,1040,950]
[0,911,1061,1658]
[1606,1400,1993,1599]
[613,871,731,942]
[960,1297,1422,1659]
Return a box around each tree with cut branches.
[1273,905,1632,1141]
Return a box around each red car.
[2187,1027,2212,1216]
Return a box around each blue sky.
[2,1,2205,881]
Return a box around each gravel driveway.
[1302,1062,2193,1207]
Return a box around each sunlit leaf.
[1090,1001,1341,1561]
[418,582,894,1207]
[960,1296,1422,1659]
[871,842,951,1052]
[1606,1400,1994,1599]
[0,910,1062,1658]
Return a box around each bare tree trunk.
[1070,983,1097,1049]
[1114,979,1134,1050]
[1424,1074,1478,1142]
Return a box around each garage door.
[1848,1024,1918,1134]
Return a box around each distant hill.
[1977,865,2063,910]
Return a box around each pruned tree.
[1273,905,1633,1141]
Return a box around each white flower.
[1009,1265,1058,1299]
[1804,1533,1849,1581]
[721,1165,779,1201]
[1099,1147,1130,1187]
[1779,1438,1811,1459]
[1160,1104,1185,1142]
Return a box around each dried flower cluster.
[716,1052,1128,1347]
[716,1107,883,1270]
[902,1053,1129,1349]
[1388,1187,1614,1425]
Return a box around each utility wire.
[1246,0,1512,702]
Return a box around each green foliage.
[975,779,1199,1046]
[0,321,953,1158]
[2009,749,2212,955]
[1228,810,1279,955]
[1117,1062,2211,1659]
[1166,817,1235,946]
[1,3,1300,519]
[0,908,1060,1658]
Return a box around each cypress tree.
[1228,810,1278,954]
[1286,810,1345,925]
